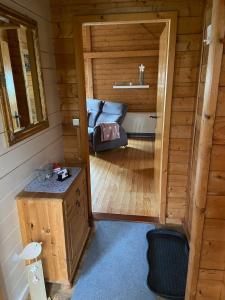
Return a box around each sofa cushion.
[96,113,121,125]
[88,127,94,141]
[87,98,103,128]
[96,101,128,125]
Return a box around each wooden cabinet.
[17,167,90,285]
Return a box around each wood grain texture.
[154,24,171,224]
[17,168,90,285]
[197,268,225,299]
[90,139,158,217]
[84,23,162,112]
[84,49,159,59]
[184,0,210,243]
[0,2,63,299]
[185,1,225,299]
[83,26,93,99]
[93,212,159,223]
[93,56,158,112]
[73,22,93,221]
[50,0,204,224]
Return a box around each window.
[0,4,48,145]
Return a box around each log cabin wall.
[50,0,205,224]
[197,51,225,297]
[0,1,63,299]
[195,9,225,300]
[83,23,164,112]
[185,0,225,298]
[185,2,212,236]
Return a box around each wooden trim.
[160,17,177,223]
[75,12,177,26]
[0,40,20,141]
[73,11,177,227]
[0,66,14,145]
[73,23,92,222]
[69,227,91,285]
[158,16,177,224]
[185,1,225,299]
[0,6,49,146]
[8,120,49,146]
[93,212,159,224]
[83,26,93,98]
[26,29,43,122]
[184,5,206,238]
[182,220,191,242]
[113,84,149,89]
[83,49,159,59]
[0,3,37,28]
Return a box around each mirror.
[0,5,48,145]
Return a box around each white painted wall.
[0,1,63,299]
[122,112,157,134]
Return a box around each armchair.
[87,99,128,153]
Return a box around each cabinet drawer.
[66,185,82,217]
[17,165,89,285]
[64,171,86,217]
[66,207,87,277]
[63,170,89,276]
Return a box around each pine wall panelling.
[84,23,163,112]
[0,1,63,299]
[196,23,225,300]
[185,0,225,298]
[185,3,211,236]
[50,0,204,223]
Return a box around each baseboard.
[93,212,159,223]
[127,132,155,139]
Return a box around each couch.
[87,98,128,153]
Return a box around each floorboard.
[90,138,158,218]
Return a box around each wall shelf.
[113,85,150,89]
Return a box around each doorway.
[74,12,177,223]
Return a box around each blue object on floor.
[72,221,156,300]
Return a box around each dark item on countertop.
[57,168,71,182]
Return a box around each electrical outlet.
[72,118,80,126]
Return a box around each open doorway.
[84,22,164,220]
[74,12,176,223]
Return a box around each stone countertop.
[24,167,81,193]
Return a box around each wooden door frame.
[73,12,177,224]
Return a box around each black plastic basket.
[146,229,189,300]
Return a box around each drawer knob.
[76,188,80,196]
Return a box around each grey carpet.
[72,221,156,300]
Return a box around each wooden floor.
[90,138,158,219]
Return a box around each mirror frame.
[0,4,49,146]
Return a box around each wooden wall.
[0,1,63,300]
[185,3,211,235]
[185,0,225,298]
[195,11,225,300]
[50,0,205,223]
[83,24,164,112]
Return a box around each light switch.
[72,118,80,126]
